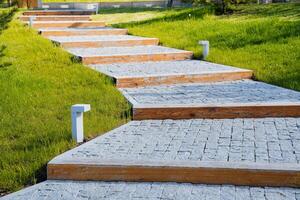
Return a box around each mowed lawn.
[103,3,300,91]
[0,8,129,194]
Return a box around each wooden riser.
[47,161,300,187]
[23,11,94,16]
[116,71,253,88]
[59,38,159,48]
[40,29,128,36]
[80,52,193,65]
[20,16,91,21]
[132,104,300,120]
[31,22,105,28]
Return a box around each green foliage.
[118,3,300,91]
[0,9,129,194]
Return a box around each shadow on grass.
[208,20,300,49]
[233,3,300,18]
[115,6,213,27]
[0,8,16,70]
[0,7,16,33]
[100,7,169,14]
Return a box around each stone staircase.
[2,10,300,200]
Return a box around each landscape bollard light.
[29,16,36,27]
[95,3,99,14]
[199,40,209,60]
[71,104,91,143]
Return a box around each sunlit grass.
[114,3,300,91]
[0,9,129,194]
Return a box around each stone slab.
[39,27,128,36]
[48,35,157,43]
[23,10,94,16]
[19,15,90,21]
[29,21,105,28]
[67,46,193,64]
[2,180,300,200]
[120,80,300,119]
[67,45,192,57]
[90,60,253,87]
[48,118,300,186]
[48,35,159,47]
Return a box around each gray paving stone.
[90,60,251,78]
[2,180,300,200]
[120,79,300,106]
[39,27,125,31]
[50,118,300,165]
[48,35,156,43]
[66,45,191,57]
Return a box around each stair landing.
[120,79,300,120]
[47,118,300,187]
[2,180,300,200]
[49,35,159,48]
[67,46,193,64]
[23,10,95,16]
[91,60,253,88]
[39,27,128,36]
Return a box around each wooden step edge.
[47,160,300,187]
[23,11,94,16]
[80,52,193,65]
[116,70,253,88]
[59,38,159,48]
[19,16,91,21]
[31,22,106,28]
[40,29,128,36]
[131,103,300,120]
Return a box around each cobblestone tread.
[66,46,192,57]
[120,80,300,105]
[91,60,250,78]
[50,118,300,164]
[48,35,156,43]
[39,27,125,31]
[2,180,300,200]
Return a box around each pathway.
[2,10,300,199]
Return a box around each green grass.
[92,7,206,24]
[110,3,300,91]
[0,8,129,194]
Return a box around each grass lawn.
[0,8,129,195]
[97,3,300,91]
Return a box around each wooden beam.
[132,103,300,120]
[116,71,253,88]
[47,160,300,187]
[59,38,159,48]
[81,52,193,65]
[40,29,128,37]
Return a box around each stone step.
[91,60,253,88]
[39,27,128,36]
[47,118,300,187]
[23,10,94,16]
[120,79,300,120]
[67,46,193,65]
[3,180,300,199]
[19,15,91,21]
[48,35,159,48]
[28,21,105,28]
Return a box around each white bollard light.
[71,104,91,143]
[29,16,36,27]
[198,40,209,60]
[95,3,99,14]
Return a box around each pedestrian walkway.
[2,9,300,200]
